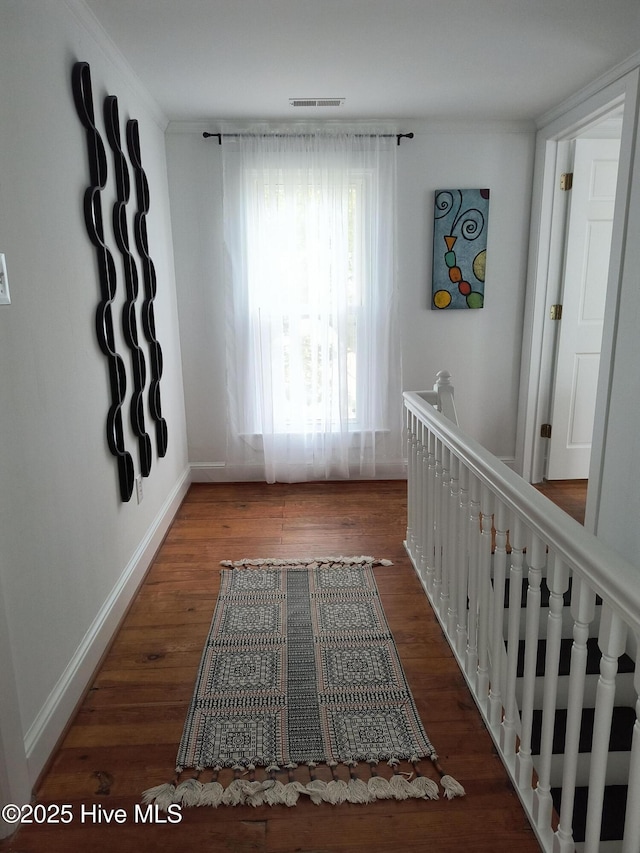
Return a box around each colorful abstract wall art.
[432,188,490,309]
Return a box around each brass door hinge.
[560,172,573,191]
[550,304,563,320]
[540,423,552,438]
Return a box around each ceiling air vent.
[289,98,345,108]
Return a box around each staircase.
[403,376,640,853]
[512,573,636,849]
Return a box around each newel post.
[435,370,458,424]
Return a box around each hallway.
[0,482,541,852]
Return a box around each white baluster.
[553,574,596,853]
[500,515,524,757]
[405,407,415,555]
[622,649,640,853]
[584,606,627,853]
[415,423,429,585]
[418,423,430,584]
[456,463,470,660]
[534,554,570,834]
[489,499,508,729]
[516,533,545,791]
[447,453,460,639]
[424,428,436,594]
[439,446,451,621]
[414,419,425,573]
[477,484,494,707]
[466,473,481,682]
[433,437,443,606]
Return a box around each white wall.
[398,121,535,459]
[0,0,189,796]
[592,71,640,564]
[167,119,535,472]
[166,131,227,468]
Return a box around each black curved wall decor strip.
[72,61,135,502]
[126,119,168,458]
[104,95,153,478]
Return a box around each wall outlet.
[0,254,10,305]
[135,475,143,504]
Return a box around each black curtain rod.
[203,131,414,146]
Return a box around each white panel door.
[546,137,620,480]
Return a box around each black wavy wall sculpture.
[126,119,168,458]
[72,61,135,502]
[104,95,153,478]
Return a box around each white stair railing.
[404,379,640,853]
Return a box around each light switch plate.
[0,254,10,304]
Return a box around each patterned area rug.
[143,557,464,808]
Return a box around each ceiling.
[83,0,640,124]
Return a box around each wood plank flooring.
[533,479,588,525]
[1,482,541,852]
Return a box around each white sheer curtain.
[222,125,403,483]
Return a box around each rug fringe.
[367,761,393,800]
[440,774,466,799]
[173,776,203,806]
[430,756,466,799]
[410,759,439,800]
[282,764,307,805]
[141,780,176,810]
[324,761,349,804]
[305,762,329,805]
[199,780,224,807]
[387,759,415,800]
[259,766,287,806]
[142,759,461,809]
[220,556,393,568]
[346,761,375,804]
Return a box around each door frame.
[515,65,640,532]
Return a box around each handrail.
[404,389,640,638]
[405,382,640,850]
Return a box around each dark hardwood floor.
[533,479,588,525]
[1,482,541,852]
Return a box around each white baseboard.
[190,463,234,482]
[190,462,409,482]
[23,466,191,784]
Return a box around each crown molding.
[536,49,640,130]
[63,0,169,131]
[166,117,536,136]
[408,118,535,135]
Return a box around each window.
[222,128,402,482]
[245,168,370,432]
